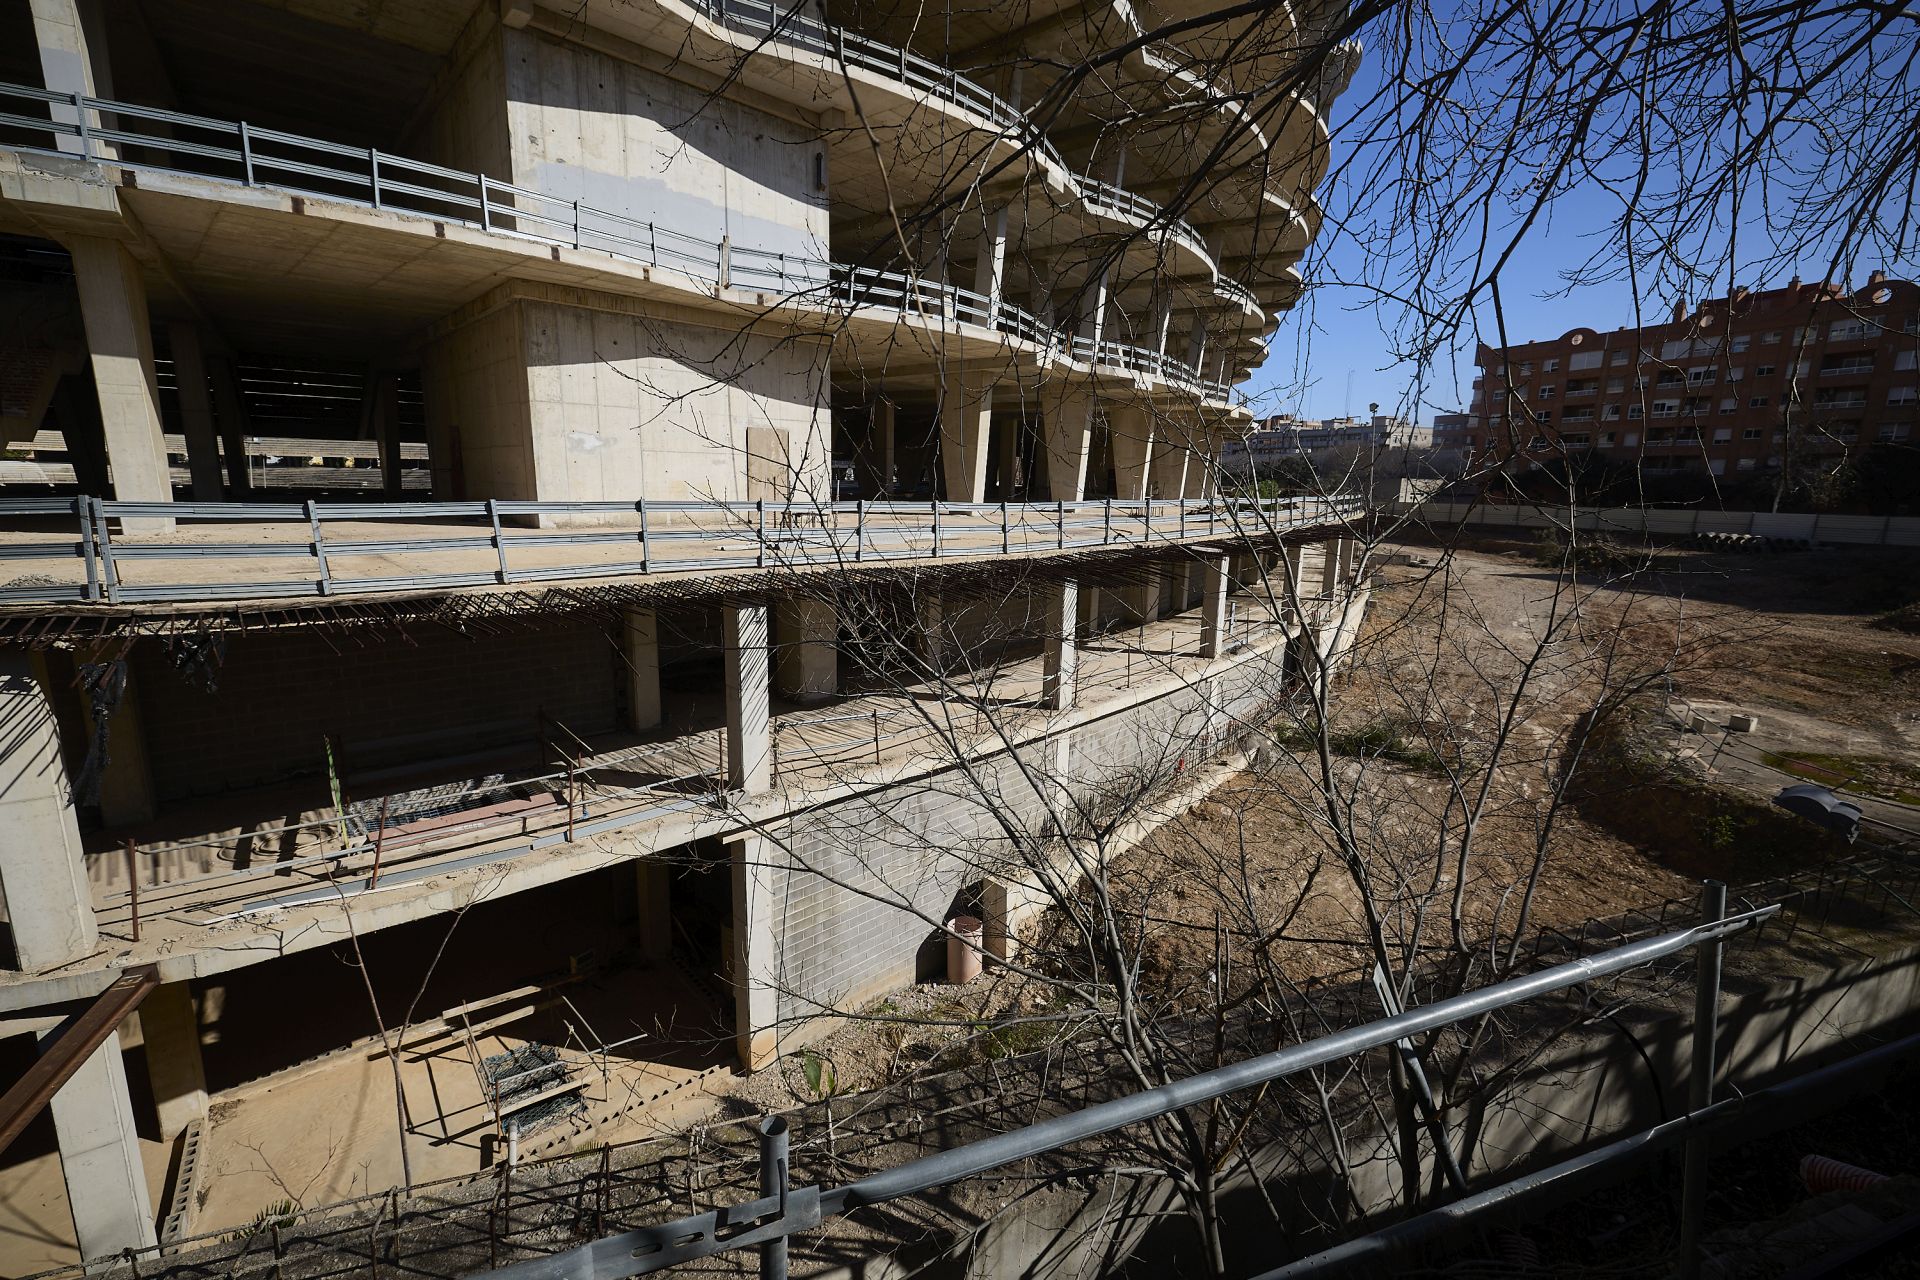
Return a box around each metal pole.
[759,1117,789,1280]
[1677,878,1727,1279]
[124,840,140,943]
[368,796,390,889]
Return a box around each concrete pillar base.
[42,1029,157,1260]
[724,606,772,793]
[1042,580,1080,710]
[623,608,662,731]
[0,655,99,971]
[728,834,780,1071]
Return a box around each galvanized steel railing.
[0,77,1246,399]
[0,494,1360,606]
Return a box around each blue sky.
[1238,18,1916,427]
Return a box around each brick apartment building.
[1464,275,1920,491]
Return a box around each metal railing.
[0,78,1253,395]
[484,895,1775,1279]
[687,0,1218,267]
[0,494,1359,606]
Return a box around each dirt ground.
[727,540,1919,1111]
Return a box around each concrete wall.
[766,652,1294,1031]
[500,26,827,263]
[424,288,830,508]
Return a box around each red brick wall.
[133,620,620,801]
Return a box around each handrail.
[0,494,1363,607]
[0,80,1255,394]
[486,902,1777,1279]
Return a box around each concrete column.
[873,398,895,496]
[1199,553,1232,657]
[167,324,222,501]
[1339,535,1360,583]
[207,355,252,496]
[1080,272,1111,352]
[0,655,99,971]
[1123,570,1161,626]
[1194,428,1223,499]
[40,1029,156,1259]
[723,605,771,793]
[1108,407,1154,501]
[971,207,1007,321]
[30,0,108,158]
[67,237,171,531]
[1186,314,1208,370]
[938,369,994,503]
[634,858,672,965]
[139,981,206,1140]
[1151,291,1174,356]
[371,373,404,499]
[623,607,662,732]
[774,599,837,704]
[728,833,780,1070]
[1319,539,1341,597]
[995,415,1020,498]
[1042,390,1095,501]
[917,589,946,674]
[1042,580,1080,710]
[1149,431,1189,501]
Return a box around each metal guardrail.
[487,897,1776,1279]
[0,72,1248,400]
[0,494,1360,606]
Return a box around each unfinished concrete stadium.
[0,0,1363,1270]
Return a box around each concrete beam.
[938,369,994,503]
[774,599,837,705]
[138,981,205,1140]
[0,655,99,972]
[67,237,171,531]
[1108,407,1153,502]
[1042,580,1080,711]
[728,833,779,1071]
[1042,391,1094,502]
[166,324,221,501]
[623,608,662,732]
[40,1030,156,1259]
[724,606,772,793]
[1199,553,1232,658]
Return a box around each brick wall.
[133,620,620,801]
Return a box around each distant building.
[1432,412,1473,451]
[1465,275,1920,481]
[1226,413,1433,472]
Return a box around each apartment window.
[1606,377,1625,393]
[1737,457,1757,471]
[1772,431,1786,443]
[1727,366,1744,382]
[1648,427,1673,441]
[1562,409,1594,423]
[1519,362,1533,376]
[1625,432,1640,447]
[1760,330,1781,344]
[1600,431,1617,446]
[1687,367,1713,384]
[1718,398,1737,415]
[1602,404,1621,420]
[1742,428,1761,440]
[1829,319,1870,340]
[1891,386,1919,405]
[1627,404,1645,420]
[1880,424,1912,441]
[1731,335,1750,353]
[1651,401,1678,417]
[1562,433,1590,445]
[1544,358,1560,372]
[1712,427,1732,443]
[1749,395,1770,408]
[1571,351,1602,370]
[1538,409,1553,422]
[1710,458,1727,476]
[1535,384,1554,399]
[1756,364,1776,376]
[1897,351,1918,372]
[1661,339,1689,359]
[1610,350,1629,366]
[1527,435,1547,449]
